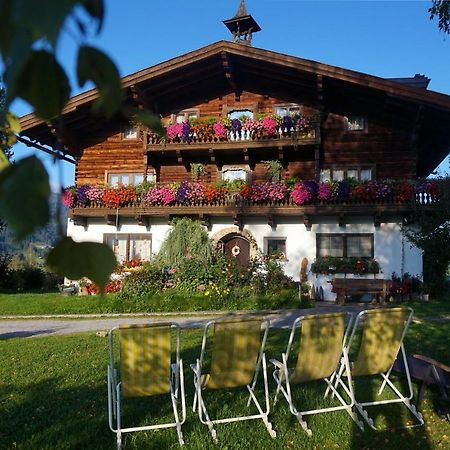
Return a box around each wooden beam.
[200,214,212,231]
[72,215,87,230]
[374,213,381,228]
[135,215,150,229]
[338,214,346,227]
[267,214,276,230]
[233,214,243,231]
[315,74,324,181]
[104,214,117,227]
[16,135,76,164]
[221,51,241,99]
[303,215,311,230]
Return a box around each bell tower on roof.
[223,0,261,46]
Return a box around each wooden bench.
[330,278,392,305]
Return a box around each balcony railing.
[64,180,442,211]
[147,127,316,145]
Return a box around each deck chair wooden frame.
[191,318,276,443]
[108,323,186,449]
[331,307,424,430]
[271,312,363,436]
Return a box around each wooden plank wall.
[75,90,417,186]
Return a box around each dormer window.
[346,115,367,131]
[273,103,302,117]
[175,109,199,123]
[123,125,138,139]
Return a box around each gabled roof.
[19,40,450,175]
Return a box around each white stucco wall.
[67,215,423,301]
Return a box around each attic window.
[123,125,138,139]
[346,115,367,131]
[175,109,199,123]
[273,104,302,117]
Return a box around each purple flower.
[76,185,90,205]
[281,116,294,131]
[231,118,242,132]
[61,188,75,208]
[337,181,350,200]
[182,122,191,142]
[176,181,189,203]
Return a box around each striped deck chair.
[332,307,424,430]
[271,312,362,436]
[107,323,186,449]
[191,318,276,443]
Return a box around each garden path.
[0,302,377,339]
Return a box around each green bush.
[118,263,165,301]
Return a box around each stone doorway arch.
[212,227,259,266]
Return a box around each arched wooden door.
[223,235,250,266]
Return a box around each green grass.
[0,291,311,316]
[0,324,449,449]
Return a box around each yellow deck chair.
[191,318,276,443]
[271,312,362,436]
[107,323,186,449]
[332,307,424,430]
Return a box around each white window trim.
[221,164,251,183]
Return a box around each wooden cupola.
[223,0,261,46]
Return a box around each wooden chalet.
[18,2,450,300]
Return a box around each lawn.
[0,291,311,316]
[0,322,449,449]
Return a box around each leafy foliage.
[406,177,450,297]
[156,218,213,267]
[310,256,380,274]
[429,0,450,34]
[46,237,117,294]
[0,156,50,239]
[0,0,164,291]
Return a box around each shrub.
[118,263,165,300]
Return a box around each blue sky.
[10,0,450,187]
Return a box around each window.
[228,109,253,120]
[123,125,138,139]
[273,103,302,117]
[104,233,152,262]
[264,237,287,259]
[345,115,367,131]
[175,109,199,123]
[221,165,250,182]
[316,234,374,258]
[108,173,148,187]
[319,167,373,182]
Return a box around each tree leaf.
[0,149,10,171]
[46,237,117,293]
[13,50,70,120]
[6,112,21,133]
[125,106,166,137]
[77,45,123,118]
[0,155,50,239]
[80,0,104,34]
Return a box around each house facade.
[18,4,450,300]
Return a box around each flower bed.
[62,179,442,209]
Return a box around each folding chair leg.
[192,391,197,412]
[296,413,312,437]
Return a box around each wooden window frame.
[272,103,303,117]
[264,236,287,260]
[316,233,374,259]
[103,233,152,262]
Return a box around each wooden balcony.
[69,193,436,230]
